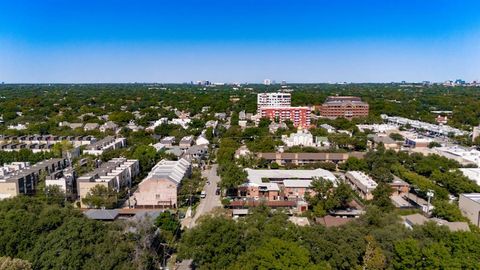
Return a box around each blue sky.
[0,0,479,83]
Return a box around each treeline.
[0,197,134,269]
[178,207,480,269]
[0,149,57,166]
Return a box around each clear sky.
[0,0,479,83]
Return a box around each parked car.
[200,191,206,198]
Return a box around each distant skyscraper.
[281,80,287,86]
[263,79,272,85]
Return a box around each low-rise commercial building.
[345,171,377,200]
[239,168,337,201]
[257,152,364,166]
[318,96,369,119]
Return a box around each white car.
[200,191,206,198]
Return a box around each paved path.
[182,164,222,229]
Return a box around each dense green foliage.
[178,207,480,269]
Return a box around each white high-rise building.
[263,79,272,85]
[257,92,291,113]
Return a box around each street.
[182,164,222,229]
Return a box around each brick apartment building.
[260,107,311,129]
[318,96,369,119]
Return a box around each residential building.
[214,113,227,120]
[84,123,100,131]
[268,122,288,133]
[356,124,398,133]
[184,144,208,162]
[0,158,69,199]
[435,115,448,125]
[179,136,194,149]
[459,193,480,227]
[0,135,96,148]
[146,118,168,131]
[45,167,76,197]
[132,159,191,208]
[77,158,139,207]
[257,92,291,113]
[319,124,336,133]
[318,96,369,119]
[367,134,399,150]
[99,121,118,132]
[83,136,126,156]
[257,152,364,166]
[389,176,410,196]
[196,135,209,147]
[235,145,251,159]
[125,120,144,132]
[345,171,377,200]
[170,118,191,129]
[160,136,176,147]
[260,107,311,129]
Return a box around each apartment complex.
[318,96,369,119]
[260,107,311,129]
[77,158,139,207]
[132,158,191,208]
[257,92,291,112]
[83,136,126,156]
[345,171,378,200]
[0,135,96,147]
[0,158,69,199]
[257,92,310,129]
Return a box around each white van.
[200,191,206,198]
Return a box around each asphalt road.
[183,164,222,228]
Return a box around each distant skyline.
[0,0,479,83]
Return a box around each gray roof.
[84,209,119,220]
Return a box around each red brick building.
[260,107,311,129]
[318,96,369,119]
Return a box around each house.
[368,134,399,150]
[160,136,176,147]
[166,146,184,158]
[179,136,194,149]
[214,113,227,120]
[235,145,251,159]
[151,143,166,152]
[59,122,84,129]
[459,193,480,227]
[77,158,139,208]
[205,120,218,129]
[389,176,410,196]
[184,144,208,161]
[170,118,191,129]
[84,123,100,131]
[132,159,191,208]
[319,124,336,133]
[195,135,209,146]
[345,171,377,200]
[99,121,118,132]
[125,120,144,132]
[268,122,288,134]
